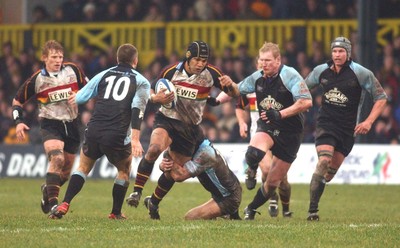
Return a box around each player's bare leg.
[185,199,222,220]
[128,128,171,207]
[308,146,344,221]
[49,150,96,219]
[42,140,65,214]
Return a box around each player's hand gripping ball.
[155,78,177,109]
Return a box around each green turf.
[1,178,399,247]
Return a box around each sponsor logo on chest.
[324,87,348,104]
[48,88,71,102]
[259,95,283,110]
[175,85,198,99]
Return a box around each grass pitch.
[1,178,399,247]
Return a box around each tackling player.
[145,139,242,220]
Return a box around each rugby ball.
[155,78,177,109]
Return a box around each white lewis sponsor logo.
[48,88,71,102]
[175,85,198,99]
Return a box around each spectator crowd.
[1,0,400,148]
[29,0,399,24]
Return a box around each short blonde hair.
[259,42,280,58]
[42,40,64,56]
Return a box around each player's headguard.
[331,36,351,60]
[185,41,209,62]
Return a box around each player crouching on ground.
[152,139,242,220]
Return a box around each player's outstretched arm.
[219,75,240,97]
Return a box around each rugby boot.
[268,199,279,217]
[245,167,257,190]
[283,211,293,218]
[41,183,51,214]
[49,202,70,219]
[243,206,260,220]
[307,212,320,221]
[144,196,160,220]
[108,213,127,220]
[126,191,141,207]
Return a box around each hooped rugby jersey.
[155,62,224,125]
[14,62,87,121]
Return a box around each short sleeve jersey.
[76,63,150,146]
[238,65,312,132]
[305,60,387,132]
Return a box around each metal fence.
[1,19,399,67]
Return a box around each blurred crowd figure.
[29,0,400,24]
[1,0,400,147]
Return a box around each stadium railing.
[0,19,399,68]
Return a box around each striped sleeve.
[207,63,224,90]
[64,62,88,89]
[14,71,40,104]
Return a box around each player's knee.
[245,146,266,170]
[146,144,163,161]
[48,149,63,161]
[117,169,130,181]
[119,163,131,176]
[315,157,331,176]
[315,150,332,175]
[48,149,64,168]
[325,167,338,182]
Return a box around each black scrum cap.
[185,41,209,62]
